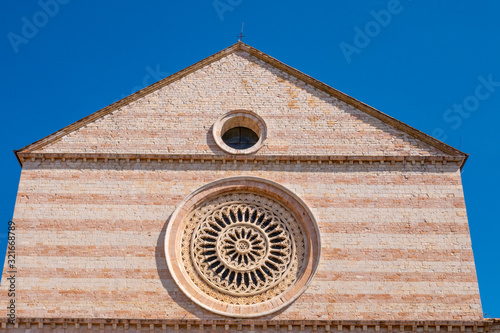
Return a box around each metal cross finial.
[237,22,245,41]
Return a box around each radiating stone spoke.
[191,200,297,296]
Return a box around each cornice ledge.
[0,318,495,331]
[15,152,465,167]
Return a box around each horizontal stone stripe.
[7,302,191,319]
[309,190,463,200]
[34,132,449,151]
[13,208,470,225]
[305,281,479,295]
[308,197,465,208]
[13,219,469,234]
[40,127,211,138]
[19,268,168,279]
[16,278,478,296]
[284,311,481,321]
[18,178,464,197]
[15,218,167,231]
[320,233,472,250]
[17,231,471,249]
[16,245,474,262]
[318,260,477,273]
[22,277,166,292]
[26,126,461,150]
[38,143,209,154]
[323,302,482,314]
[20,256,476,274]
[299,294,481,304]
[321,248,474,261]
[17,290,173,303]
[16,267,476,282]
[313,271,477,282]
[15,256,166,269]
[15,290,480,305]
[21,169,462,185]
[17,231,160,247]
[16,193,465,208]
[38,144,449,156]
[313,208,469,224]
[18,231,159,247]
[16,193,185,206]
[317,222,469,234]
[17,245,157,257]
[13,204,175,221]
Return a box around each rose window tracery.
[180,192,307,306]
[191,203,295,296]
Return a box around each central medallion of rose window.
[218,224,267,270]
[191,202,294,296]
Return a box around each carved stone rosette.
[165,177,320,318]
[187,193,304,301]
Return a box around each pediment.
[15,43,467,167]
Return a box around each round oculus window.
[213,110,267,155]
[221,127,259,150]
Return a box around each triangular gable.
[15,42,468,167]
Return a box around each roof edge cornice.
[15,152,466,169]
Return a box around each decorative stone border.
[0,318,496,332]
[212,110,267,155]
[164,176,321,318]
[15,152,465,168]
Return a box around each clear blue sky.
[1,0,498,318]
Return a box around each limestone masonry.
[2,42,496,332]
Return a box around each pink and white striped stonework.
[2,42,496,332]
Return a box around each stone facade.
[1,42,493,331]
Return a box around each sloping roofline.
[14,41,468,166]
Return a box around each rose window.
[165,177,321,318]
[191,203,294,296]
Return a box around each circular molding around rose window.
[212,110,267,155]
[164,177,321,318]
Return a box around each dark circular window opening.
[222,127,259,150]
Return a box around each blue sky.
[1,0,498,318]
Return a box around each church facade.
[2,42,497,332]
